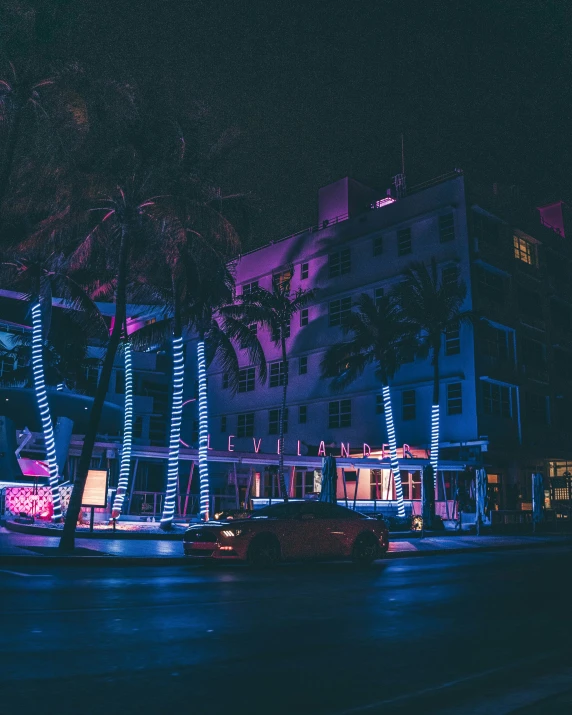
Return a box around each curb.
[0,537,569,567]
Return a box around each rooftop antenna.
[393,133,407,199]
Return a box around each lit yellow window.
[513,235,534,265]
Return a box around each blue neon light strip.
[31,303,62,521]
[112,342,133,517]
[382,385,405,518]
[430,403,440,486]
[161,335,185,525]
[197,340,210,521]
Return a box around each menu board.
[82,469,109,508]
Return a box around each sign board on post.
[82,469,109,508]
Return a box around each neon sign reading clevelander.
[188,435,427,460]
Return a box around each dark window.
[481,324,509,362]
[447,383,463,415]
[473,211,500,246]
[299,405,307,424]
[329,399,351,428]
[221,415,227,433]
[300,308,309,326]
[272,270,292,290]
[376,394,385,414]
[329,297,352,327]
[525,392,547,424]
[550,300,571,331]
[115,369,125,394]
[373,235,383,256]
[442,265,459,287]
[272,320,290,341]
[517,285,543,323]
[521,338,546,376]
[478,269,505,304]
[241,281,258,296]
[299,356,308,375]
[240,323,258,349]
[222,373,229,389]
[238,367,255,393]
[554,349,572,380]
[301,262,309,280]
[374,287,384,307]
[439,213,455,242]
[482,382,511,418]
[269,361,288,387]
[397,228,412,256]
[445,321,460,355]
[269,408,288,435]
[237,413,255,438]
[329,248,351,278]
[402,390,416,420]
[133,416,143,439]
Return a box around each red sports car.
[183,501,389,566]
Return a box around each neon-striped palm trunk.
[31,303,62,521]
[111,342,133,518]
[161,335,185,526]
[382,385,405,518]
[197,340,210,520]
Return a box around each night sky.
[26,1,572,245]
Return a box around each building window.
[374,287,384,307]
[376,394,385,414]
[329,297,352,327]
[301,262,309,280]
[373,235,383,256]
[517,285,543,324]
[299,405,307,424]
[299,356,308,375]
[329,248,351,278]
[269,408,288,435]
[272,320,291,341]
[521,337,546,373]
[478,269,505,304]
[439,213,455,242]
[133,416,143,439]
[240,323,257,348]
[222,372,229,389]
[221,415,227,433]
[447,383,463,415]
[238,367,255,393]
[241,281,258,296]
[482,382,511,418]
[525,392,547,424]
[269,360,288,387]
[481,324,509,362]
[513,235,536,265]
[329,399,351,428]
[550,300,571,331]
[442,265,459,287]
[445,321,460,355]
[402,390,416,420]
[397,228,412,256]
[300,308,309,327]
[237,412,255,438]
[272,269,292,291]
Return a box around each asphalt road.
[1,548,572,715]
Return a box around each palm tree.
[227,272,313,501]
[320,293,415,518]
[393,259,466,482]
[1,252,107,521]
[110,339,133,520]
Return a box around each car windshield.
[250,502,303,519]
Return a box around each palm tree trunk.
[430,343,441,487]
[111,341,133,519]
[58,226,129,552]
[31,302,63,522]
[278,336,289,502]
[197,337,210,520]
[381,384,405,518]
[161,329,184,528]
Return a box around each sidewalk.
[0,526,570,564]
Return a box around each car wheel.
[247,535,281,569]
[352,532,380,566]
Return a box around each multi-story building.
[193,171,572,510]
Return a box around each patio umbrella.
[532,473,544,533]
[475,468,488,536]
[319,455,338,504]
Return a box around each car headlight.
[221,528,244,538]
